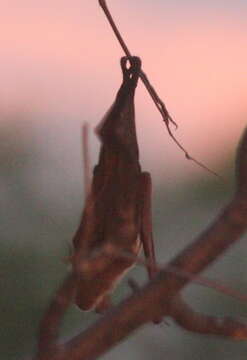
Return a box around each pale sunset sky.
[1,0,247,183]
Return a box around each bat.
[72,56,158,313]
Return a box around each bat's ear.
[120,56,141,84]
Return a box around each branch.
[128,279,247,340]
[81,123,91,197]
[170,296,247,339]
[33,128,247,360]
[37,274,78,356]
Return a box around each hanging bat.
[72,56,158,313]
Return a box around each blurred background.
[1,1,247,359]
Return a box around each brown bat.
[72,56,157,313]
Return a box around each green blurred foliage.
[1,115,247,360]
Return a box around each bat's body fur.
[72,57,152,312]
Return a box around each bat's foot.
[120,56,141,84]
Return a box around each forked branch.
[34,129,247,360]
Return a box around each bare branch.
[32,128,247,360]
[129,280,247,340]
[37,274,78,356]
[170,296,247,340]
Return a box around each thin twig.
[82,123,91,197]
[98,0,219,178]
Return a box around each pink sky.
[1,1,247,182]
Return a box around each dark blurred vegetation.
[1,115,247,360]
